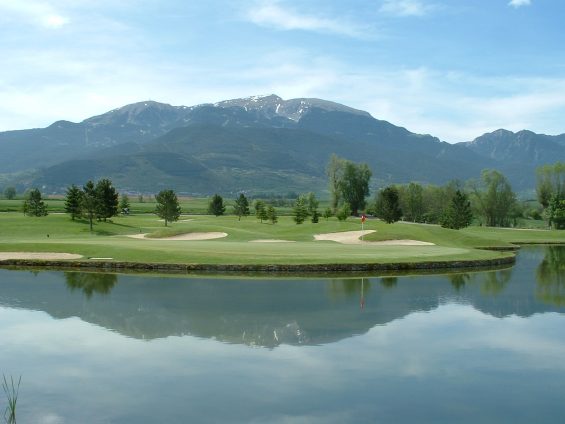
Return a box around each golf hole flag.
[361,214,366,223]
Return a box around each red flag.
[361,214,366,223]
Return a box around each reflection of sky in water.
[2,305,565,423]
[0,246,564,423]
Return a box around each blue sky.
[1,0,564,142]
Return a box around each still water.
[0,246,564,423]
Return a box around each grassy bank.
[2,212,553,270]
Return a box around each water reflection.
[480,268,512,296]
[65,272,117,298]
[1,247,565,423]
[380,276,398,289]
[536,246,565,306]
[0,246,563,348]
[448,273,470,292]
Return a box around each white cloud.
[0,0,70,29]
[379,0,435,17]
[246,0,367,38]
[508,0,531,8]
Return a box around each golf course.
[1,205,564,272]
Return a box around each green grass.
[0,212,547,266]
[2,374,20,424]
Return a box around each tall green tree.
[537,162,565,205]
[339,161,372,216]
[305,192,320,222]
[155,189,182,226]
[471,169,516,227]
[267,205,278,224]
[404,182,425,222]
[326,154,346,213]
[546,196,565,229]
[119,194,130,214]
[3,186,16,200]
[23,188,48,217]
[64,184,83,220]
[95,179,119,221]
[440,190,473,230]
[233,193,250,221]
[82,180,98,231]
[376,186,402,224]
[254,200,267,223]
[293,195,309,224]
[336,202,351,221]
[208,194,226,216]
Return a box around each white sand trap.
[314,230,434,246]
[127,232,228,241]
[249,239,296,243]
[0,252,83,260]
[369,240,435,246]
[315,230,376,244]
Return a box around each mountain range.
[1,94,564,195]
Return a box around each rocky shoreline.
[0,254,516,275]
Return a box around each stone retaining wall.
[0,255,516,274]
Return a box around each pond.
[0,246,564,423]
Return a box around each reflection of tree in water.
[328,279,371,300]
[536,246,565,307]
[380,277,398,289]
[447,273,470,292]
[65,272,118,298]
[480,269,512,296]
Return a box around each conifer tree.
[233,193,250,221]
[208,194,226,216]
[267,205,278,224]
[65,184,83,220]
[440,190,473,230]
[23,188,48,217]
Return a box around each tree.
[376,186,402,224]
[95,179,119,221]
[336,202,351,221]
[537,162,565,228]
[267,205,278,224]
[293,195,309,224]
[470,169,516,227]
[119,194,130,215]
[440,190,473,229]
[155,189,182,226]
[208,194,226,216]
[326,154,346,213]
[323,207,332,220]
[23,188,48,216]
[254,200,268,223]
[404,182,425,222]
[339,161,372,216]
[305,192,320,223]
[3,186,16,200]
[64,184,83,220]
[546,196,565,229]
[233,193,250,221]
[81,180,98,231]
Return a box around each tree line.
[14,159,565,231]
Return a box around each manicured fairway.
[0,212,540,266]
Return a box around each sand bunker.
[314,230,434,246]
[0,252,83,260]
[249,239,296,243]
[127,232,228,241]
